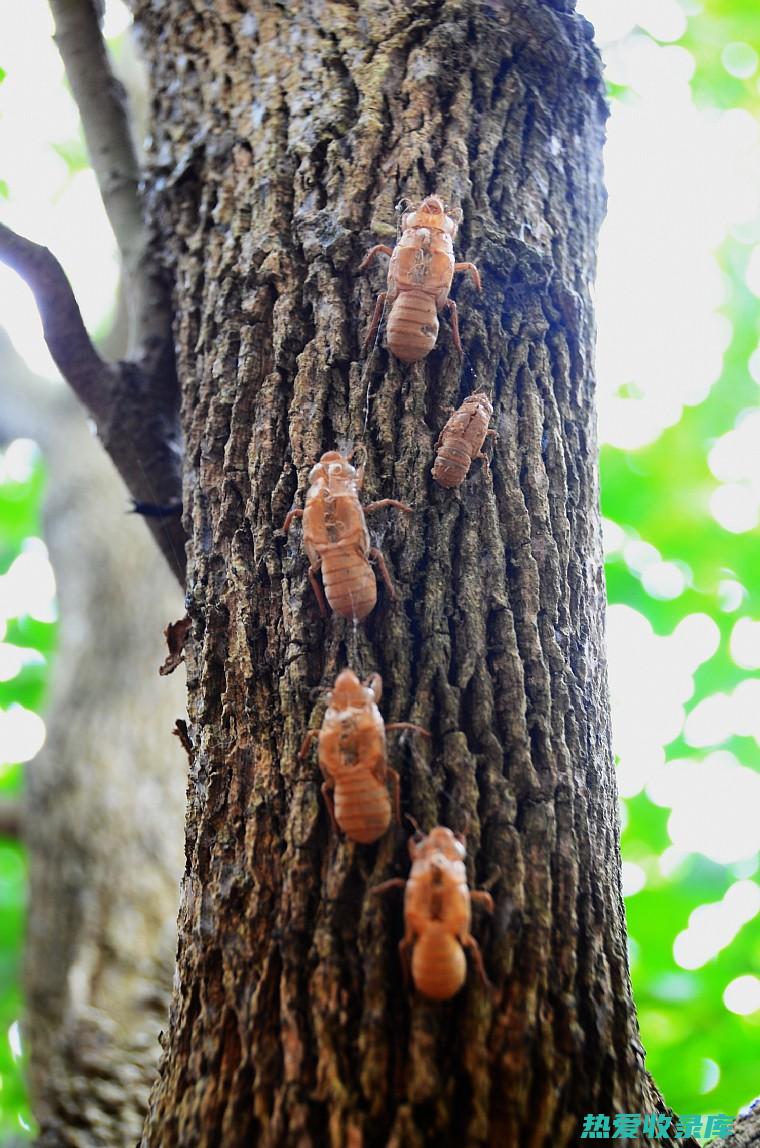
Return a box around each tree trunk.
[4,355,188,1146]
[130,2,684,1145]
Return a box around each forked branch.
[0,223,111,414]
[0,1,185,580]
[0,223,185,582]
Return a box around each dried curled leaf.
[159,615,191,676]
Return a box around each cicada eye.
[454,839,466,858]
[308,464,322,483]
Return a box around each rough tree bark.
[126,2,693,1146]
[10,0,758,1144]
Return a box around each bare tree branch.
[0,223,185,582]
[0,4,186,579]
[0,223,109,413]
[49,0,170,371]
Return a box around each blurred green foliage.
[683,0,760,108]
[0,66,6,201]
[602,0,760,1127]
[0,447,53,1142]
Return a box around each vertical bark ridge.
[130,1,688,1144]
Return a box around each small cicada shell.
[283,450,412,621]
[431,392,496,488]
[299,669,429,845]
[359,195,481,364]
[373,826,493,1000]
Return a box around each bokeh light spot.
[0,706,46,765]
[722,41,759,80]
[7,1023,22,1063]
[0,541,57,625]
[0,440,40,485]
[746,244,760,296]
[641,561,688,599]
[723,975,760,1015]
[718,579,746,612]
[699,1058,721,1094]
[651,752,760,863]
[602,516,626,556]
[710,484,759,533]
[730,617,760,668]
[749,344,760,384]
[673,880,760,969]
[622,861,647,896]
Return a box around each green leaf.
[51,137,90,176]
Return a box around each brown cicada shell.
[431,392,496,488]
[283,450,412,621]
[359,196,481,363]
[300,669,429,845]
[373,826,493,1000]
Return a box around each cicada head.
[413,826,467,871]
[309,450,357,486]
[430,825,466,858]
[401,195,459,238]
[329,668,367,711]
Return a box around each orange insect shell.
[283,451,411,621]
[375,826,493,1000]
[299,670,429,845]
[360,195,482,363]
[432,392,496,488]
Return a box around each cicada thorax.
[461,394,494,445]
[390,228,455,291]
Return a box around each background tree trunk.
[127,1,688,1145]
[0,334,187,1147]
